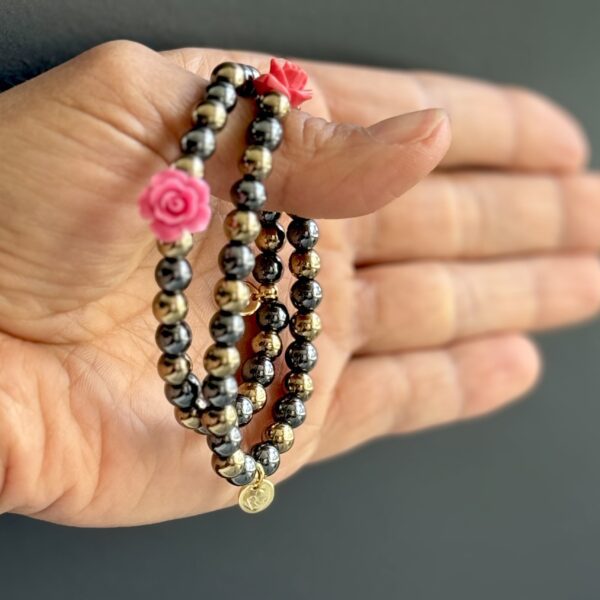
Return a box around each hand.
[0,42,597,525]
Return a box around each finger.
[313,334,540,460]
[353,255,600,354]
[302,60,589,172]
[354,172,600,264]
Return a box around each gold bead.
[174,406,202,430]
[285,372,314,401]
[172,154,204,178]
[214,279,250,312]
[211,62,246,88]
[203,344,240,378]
[239,145,272,179]
[212,448,246,478]
[256,225,285,252]
[258,284,278,301]
[157,354,192,385]
[223,209,261,243]
[290,312,322,342]
[238,381,267,412]
[259,92,291,119]
[251,331,282,359]
[289,250,321,279]
[192,100,227,131]
[201,404,238,436]
[264,422,294,453]
[152,291,188,324]
[157,233,194,258]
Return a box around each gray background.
[1,0,600,598]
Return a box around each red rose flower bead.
[254,59,313,108]
[139,168,211,241]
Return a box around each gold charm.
[239,282,262,316]
[238,464,275,513]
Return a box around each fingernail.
[369,108,447,145]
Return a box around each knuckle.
[77,40,157,79]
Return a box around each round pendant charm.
[238,478,275,513]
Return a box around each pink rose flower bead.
[254,59,313,108]
[139,168,212,241]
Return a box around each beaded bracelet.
[139,59,316,513]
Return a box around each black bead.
[155,257,192,292]
[201,375,238,408]
[180,127,216,159]
[260,211,281,224]
[256,301,289,332]
[274,394,306,428]
[209,311,245,344]
[290,278,323,312]
[230,178,266,211]
[287,218,319,250]
[242,355,275,386]
[252,252,283,284]
[248,117,283,151]
[252,442,280,476]
[285,340,318,372]
[206,81,237,112]
[230,454,257,486]
[164,373,201,410]
[155,322,192,355]
[236,394,254,426]
[218,242,255,279]
[208,426,242,458]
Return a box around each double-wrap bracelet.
[138,58,319,513]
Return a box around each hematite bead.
[172,154,204,178]
[274,394,306,428]
[211,62,246,89]
[251,331,282,359]
[230,178,267,211]
[236,394,254,426]
[224,209,261,244]
[290,311,322,341]
[203,344,240,378]
[180,127,216,159]
[193,100,227,131]
[164,373,201,410]
[285,340,318,372]
[251,442,280,476]
[201,404,238,436]
[212,448,246,478]
[253,252,283,284]
[156,233,193,258]
[248,117,283,151]
[242,355,275,386]
[290,278,323,312]
[152,291,188,324]
[260,211,281,224]
[284,371,314,401]
[155,321,192,355]
[240,145,272,179]
[208,426,242,458]
[218,242,255,279]
[155,257,192,292]
[239,64,260,97]
[157,353,192,385]
[287,218,319,250]
[256,222,286,252]
[264,422,294,453]
[229,454,257,486]
[256,301,289,332]
[206,81,237,112]
[209,311,245,345]
[238,382,267,412]
[289,250,320,279]
[202,375,237,408]
[258,92,291,119]
[214,279,250,312]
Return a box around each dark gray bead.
[155,257,192,292]
[248,117,283,151]
[209,311,245,344]
[230,178,266,211]
[287,218,319,250]
[206,82,237,112]
[290,278,323,312]
[252,252,283,284]
[208,426,242,458]
[260,211,281,224]
[236,394,254,426]
[242,355,275,386]
[252,442,280,476]
[164,373,202,410]
[274,394,306,428]
[285,340,318,372]
[180,127,216,159]
[256,301,289,332]
[202,375,238,408]
[229,454,257,486]
[155,322,192,355]
[218,242,255,279]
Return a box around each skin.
[0,41,598,526]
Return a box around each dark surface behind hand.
[1,1,600,598]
